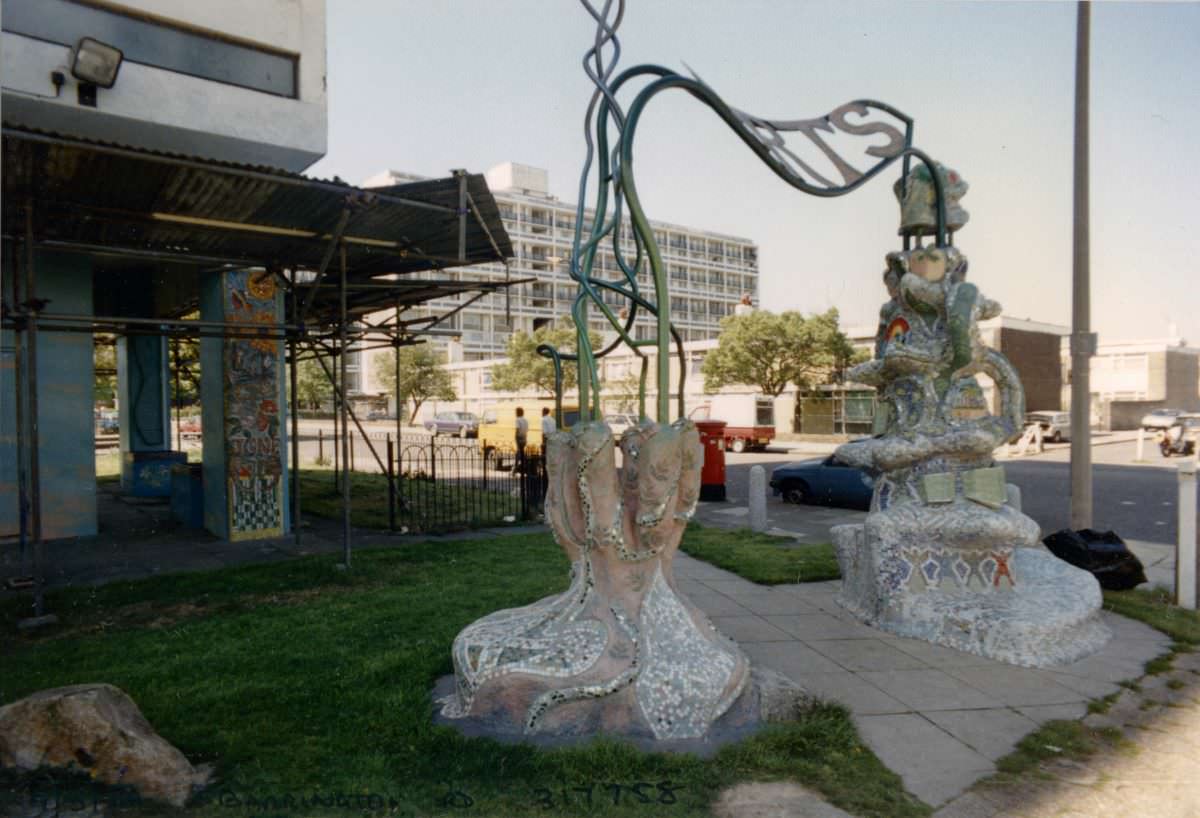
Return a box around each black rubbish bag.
[1042,528,1147,591]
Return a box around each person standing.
[540,407,557,439]
[514,407,528,471]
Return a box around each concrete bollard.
[749,465,768,533]
[1178,460,1197,610]
[1135,426,1145,462]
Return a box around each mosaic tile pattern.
[441,419,751,740]
[831,165,1109,668]
[223,269,283,540]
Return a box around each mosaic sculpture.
[441,419,756,739]
[831,164,1111,667]
[439,0,1017,741]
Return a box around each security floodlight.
[70,38,123,89]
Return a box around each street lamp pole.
[1069,0,1094,530]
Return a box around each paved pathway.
[674,551,1176,809]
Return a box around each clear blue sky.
[309,1,1200,344]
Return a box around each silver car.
[1140,408,1184,429]
[1025,411,1070,443]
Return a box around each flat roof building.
[360,162,759,377]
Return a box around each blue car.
[769,456,875,510]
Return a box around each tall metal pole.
[10,235,31,583]
[24,202,45,618]
[1069,1,1093,530]
[290,279,302,546]
[394,302,402,443]
[339,243,351,566]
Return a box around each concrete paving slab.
[739,641,847,677]
[687,593,756,617]
[854,713,994,806]
[782,670,910,715]
[880,637,999,668]
[858,669,1003,711]
[1015,702,1090,723]
[708,615,794,643]
[1042,670,1122,700]
[943,667,1083,707]
[731,591,822,616]
[922,708,1040,761]
[763,613,878,640]
[698,578,769,596]
[809,638,932,672]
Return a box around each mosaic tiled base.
[834,522,1111,668]
[440,420,754,741]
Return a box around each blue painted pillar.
[200,269,289,541]
[0,250,97,539]
[117,335,181,495]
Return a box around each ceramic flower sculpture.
[831,164,1110,668]
[440,419,752,740]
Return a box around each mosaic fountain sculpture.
[440,419,757,740]
[831,164,1111,667]
[438,0,1093,741]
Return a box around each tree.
[490,321,601,396]
[295,356,334,410]
[701,308,857,397]
[373,344,457,419]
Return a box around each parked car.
[367,408,388,421]
[425,411,479,437]
[606,412,640,436]
[179,417,201,440]
[769,456,875,511]
[1141,408,1184,430]
[1024,411,1071,443]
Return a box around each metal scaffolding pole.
[24,202,47,622]
[290,279,302,547]
[339,242,351,566]
[1069,0,1093,530]
[8,237,31,589]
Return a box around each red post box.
[694,420,727,502]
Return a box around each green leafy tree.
[373,344,457,419]
[701,308,857,396]
[93,335,117,405]
[295,356,334,410]
[490,321,601,396]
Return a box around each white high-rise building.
[361,162,759,370]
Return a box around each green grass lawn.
[0,531,926,818]
[679,525,840,584]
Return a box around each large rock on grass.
[0,683,210,807]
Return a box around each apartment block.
[359,162,758,389]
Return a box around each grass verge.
[679,525,840,584]
[1102,587,1200,646]
[1,531,924,818]
[991,720,1128,779]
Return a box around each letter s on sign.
[829,103,905,159]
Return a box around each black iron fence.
[313,429,545,534]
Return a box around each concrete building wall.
[0,251,97,539]
[1,0,327,170]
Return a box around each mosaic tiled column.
[199,270,288,541]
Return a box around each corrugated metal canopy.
[2,125,515,322]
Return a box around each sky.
[308,0,1200,345]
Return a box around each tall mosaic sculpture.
[831,165,1111,667]
[440,0,1067,740]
